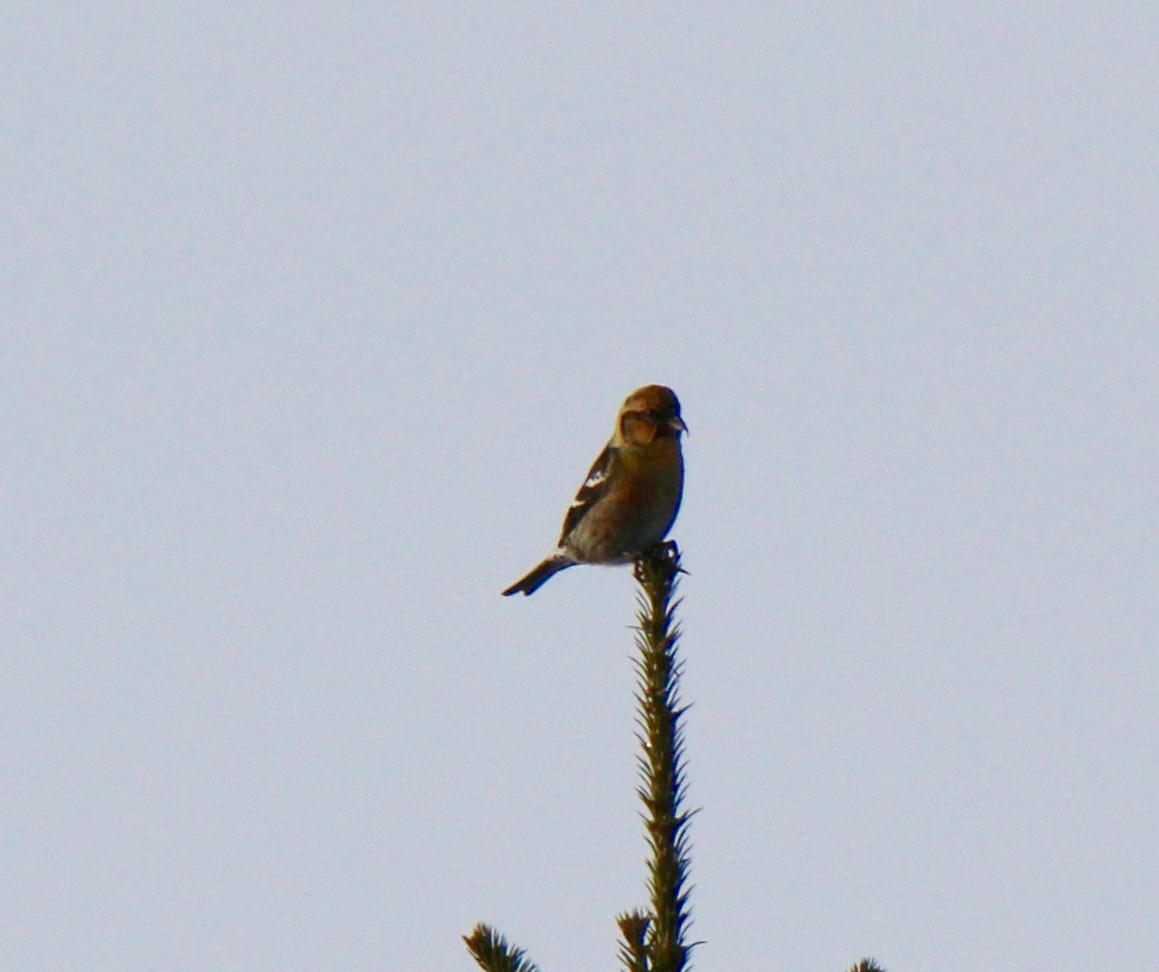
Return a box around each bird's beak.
[668,415,688,435]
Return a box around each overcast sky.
[2,4,1156,971]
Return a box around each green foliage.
[615,910,651,972]
[629,542,694,972]
[465,541,887,972]
[463,925,541,972]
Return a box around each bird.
[502,384,687,596]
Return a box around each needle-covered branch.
[464,924,541,972]
[630,541,695,972]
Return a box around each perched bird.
[502,384,687,596]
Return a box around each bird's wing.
[557,442,617,545]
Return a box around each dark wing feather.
[557,442,617,545]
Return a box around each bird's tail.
[501,555,574,596]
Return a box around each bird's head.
[617,385,687,446]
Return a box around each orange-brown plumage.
[502,385,686,596]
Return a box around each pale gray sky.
[2,4,1156,971]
